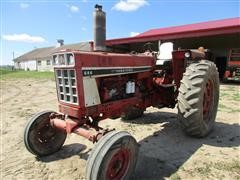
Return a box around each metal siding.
[106,17,240,45]
[82,77,101,107]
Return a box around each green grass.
[179,160,240,179]
[198,161,240,178]
[220,92,230,97]
[219,86,240,112]
[0,68,54,80]
[213,160,240,173]
[218,103,240,113]
[218,103,228,109]
[218,103,230,112]
[233,92,240,101]
[196,165,211,176]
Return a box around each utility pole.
[12,52,15,70]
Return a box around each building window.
[47,60,51,65]
[37,61,41,66]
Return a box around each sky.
[1,0,239,65]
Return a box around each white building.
[13,41,92,71]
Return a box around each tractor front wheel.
[177,60,219,137]
[86,131,139,180]
[24,111,67,156]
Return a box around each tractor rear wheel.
[24,111,67,156]
[177,60,219,137]
[86,131,139,180]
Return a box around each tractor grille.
[55,69,78,104]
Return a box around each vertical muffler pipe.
[93,4,106,51]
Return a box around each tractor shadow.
[37,143,88,162]
[220,81,240,85]
[36,110,239,179]
[128,111,240,180]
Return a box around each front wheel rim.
[36,123,57,144]
[106,149,130,179]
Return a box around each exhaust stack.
[93,4,106,51]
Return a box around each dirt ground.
[1,78,240,180]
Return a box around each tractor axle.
[49,114,113,143]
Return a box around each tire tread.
[177,60,219,137]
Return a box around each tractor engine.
[52,51,157,120]
[99,76,132,102]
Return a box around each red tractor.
[24,5,219,180]
[223,48,240,81]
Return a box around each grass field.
[0,68,54,80]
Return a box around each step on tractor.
[24,5,219,180]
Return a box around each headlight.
[184,52,191,58]
[53,53,74,65]
[67,54,74,65]
[59,54,65,65]
[53,55,59,65]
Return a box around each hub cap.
[203,79,214,123]
[106,149,130,179]
[37,123,57,143]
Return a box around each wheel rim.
[36,123,57,144]
[203,79,214,122]
[106,148,130,179]
[25,111,67,156]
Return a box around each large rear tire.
[177,60,219,137]
[86,131,139,180]
[24,111,67,156]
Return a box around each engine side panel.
[83,77,101,107]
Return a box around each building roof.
[106,17,240,45]
[14,17,240,62]
[14,42,91,62]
